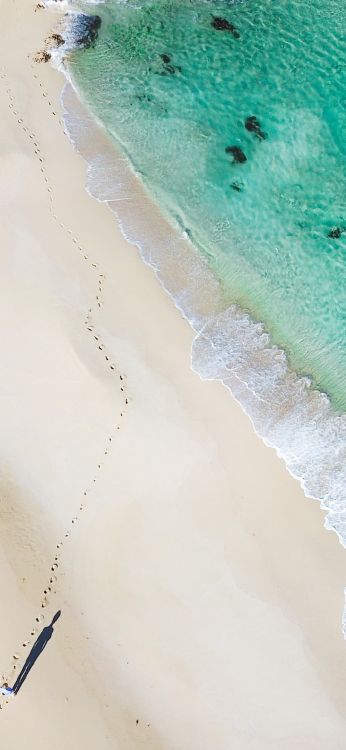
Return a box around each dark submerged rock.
[157,53,182,76]
[211,16,240,39]
[231,182,243,192]
[245,115,267,140]
[226,145,247,164]
[135,93,153,104]
[328,227,345,239]
[160,53,171,64]
[73,14,102,49]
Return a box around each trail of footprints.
[0,67,129,707]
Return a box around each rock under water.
[72,14,102,50]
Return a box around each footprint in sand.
[1,71,130,699]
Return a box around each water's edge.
[44,3,346,636]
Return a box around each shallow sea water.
[68,0,346,407]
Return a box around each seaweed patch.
[71,14,102,50]
[211,16,240,39]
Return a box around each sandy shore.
[0,0,345,746]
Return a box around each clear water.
[67,0,346,408]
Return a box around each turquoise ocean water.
[52,0,346,599]
[66,0,346,407]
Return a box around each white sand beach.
[0,1,345,747]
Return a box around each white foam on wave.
[53,21,346,634]
[193,309,346,538]
[44,0,104,8]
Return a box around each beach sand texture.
[0,1,345,747]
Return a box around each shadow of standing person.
[13,611,61,695]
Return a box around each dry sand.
[0,1,345,747]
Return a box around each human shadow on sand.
[13,611,61,695]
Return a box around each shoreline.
[0,1,345,746]
[53,2,346,556]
